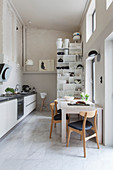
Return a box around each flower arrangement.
[80,92,89,101]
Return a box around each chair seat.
[57,109,62,114]
[54,114,69,121]
[68,120,93,131]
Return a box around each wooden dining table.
[58,99,103,144]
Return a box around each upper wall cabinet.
[3,1,23,66]
[15,19,22,66]
[3,3,15,62]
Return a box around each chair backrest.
[54,99,58,104]
[50,103,55,119]
[80,110,98,131]
[54,100,58,115]
[80,110,97,118]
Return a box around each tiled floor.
[0,111,113,170]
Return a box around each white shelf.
[57,55,76,57]
[23,71,57,74]
[57,76,70,78]
[64,83,82,86]
[57,68,83,71]
[57,62,82,64]
[69,47,82,50]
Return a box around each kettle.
[22,85,31,92]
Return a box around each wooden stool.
[40,97,48,112]
[40,92,48,112]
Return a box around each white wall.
[25,28,73,72]
[0,0,23,94]
[0,0,3,62]
[23,28,73,109]
[80,0,113,145]
[23,73,57,110]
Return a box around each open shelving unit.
[56,43,85,99]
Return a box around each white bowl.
[59,80,66,84]
[73,32,80,36]
[73,35,80,41]
[64,96,74,101]
[64,73,70,76]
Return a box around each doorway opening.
[104,32,113,146]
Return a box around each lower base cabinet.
[0,99,17,138]
[0,94,37,139]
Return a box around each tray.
[68,103,90,106]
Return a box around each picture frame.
[39,59,54,72]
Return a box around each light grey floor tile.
[19,159,42,170]
[0,111,112,170]
[0,159,23,170]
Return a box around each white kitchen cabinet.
[0,102,7,138]
[0,94,36,139]
[24,94,36,116]
[15,18,22,66]
[3,1,23,64]
[0,99,17,138]
[7,99,17,131]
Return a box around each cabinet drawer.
[24,94,36,106]
[24,101,36,116]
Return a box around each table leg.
[97,108,103,144]
[61,109,66,144]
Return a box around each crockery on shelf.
[56,38,63,49]
[58,58,63,62]
[64,96,74,101]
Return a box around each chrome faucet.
[15,84,20,93]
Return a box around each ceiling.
[11,0,88,32]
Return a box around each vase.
[56,38,63,49]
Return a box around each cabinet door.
[0,99,17,138]
[15,18,22,66]
[0,102,7,138]
[4,3,15,62]
[7,99,17,131]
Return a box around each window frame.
[106,0,113,9]
[92,9,96,33]
[92,58,95,103]
[86,0,96,42]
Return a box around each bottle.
[32,87,36,93]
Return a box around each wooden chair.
[49,102,69,138]
[67,110,99,158]
[54,100,61,128]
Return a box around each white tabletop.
[59,99,102,113]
